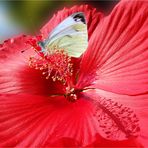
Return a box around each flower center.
[27,36,81,101]
[64,87,83,102]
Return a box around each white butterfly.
[38,12,88,58]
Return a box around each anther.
[28,40,73,84]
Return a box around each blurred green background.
[0,0,118,42]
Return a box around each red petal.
[40,5,103,39]
[0,36,65,95]
[49,136,141,147]
[77,1,148,96]
[0,93,141,147]
[88,135,142,147]
[0,94,99,147]
[89,89,148,147]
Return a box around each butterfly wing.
[44,12,88,58]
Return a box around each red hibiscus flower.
[0,1,147,147]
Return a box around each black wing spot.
[72,12,86,24]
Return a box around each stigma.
[64,87,79,102]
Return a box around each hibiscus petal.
[87,134,142,147]
[50,136,141,147]
[0,94,99,147]
[83,92,140,141]
[40,5,103,40]
[77,1,148,96]
[0,93,141,147]
[90,89,148,147]
[0,36,65,95]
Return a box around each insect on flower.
[26,12,88,101]
[0,1,148,147]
